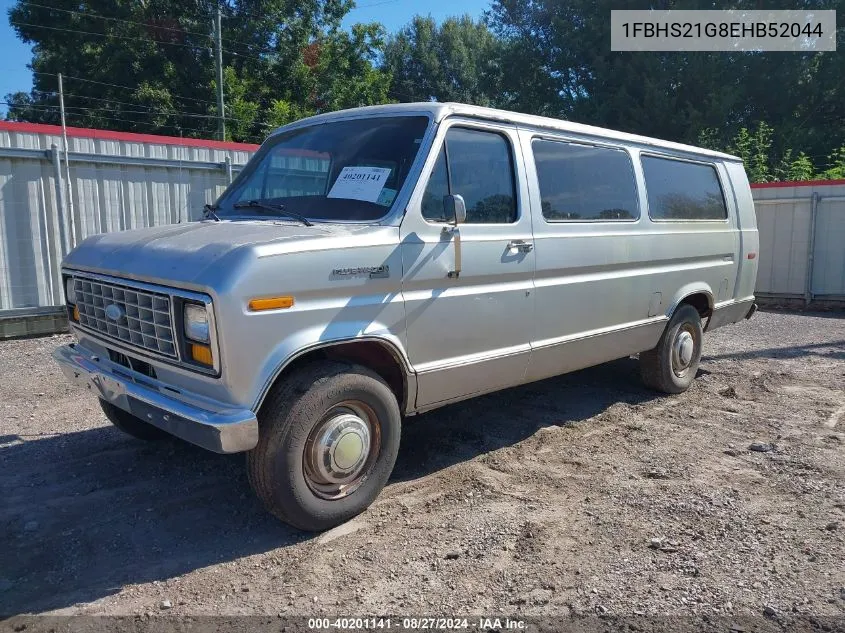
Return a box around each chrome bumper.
[53,343,259,453]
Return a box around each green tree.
[6,0,391,141]
[820,146,845,180]
[383,15,504,105]
[696,128,722,152]
[775,150,815,182]
[486,0,845,164]
[729,122,774,184]
[314,23,392,112]
[487,0,746,136]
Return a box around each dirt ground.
[1,310,844,624]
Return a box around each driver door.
[400,120,535,409]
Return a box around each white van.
[55,103,759,530]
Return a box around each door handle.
[507,240,534,253]
[443,226,462,278]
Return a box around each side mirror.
[443,194,467,226]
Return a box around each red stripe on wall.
[751,179,845,189]
[0,120,261,151]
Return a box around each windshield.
[215,116,430,222]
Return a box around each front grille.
[72,276,177,358]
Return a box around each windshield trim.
[265,106,439,140]
[215,112,437,226]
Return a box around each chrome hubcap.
[672,327,696,375]
[303,402,379,500]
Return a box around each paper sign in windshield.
[327,166,391,203]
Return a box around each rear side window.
[642,156,728,220]
[532,140,639,221]
[421,127,517,224]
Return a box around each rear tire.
[247,361,401,532]
[99,399,169,441]
[640,304,703,394]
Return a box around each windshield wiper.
[203,204,221,221]
[233,200,313,227]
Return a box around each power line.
[17,1,269,59]
[32,72,218,107]
[222,0,402,24]
[18,70,282,125]
[0,101,215,135]
[59,102,222,122]
[34,89,245,122]
[10,20,265,61]
[3,99,211,127]
[210,0,407,57]
[18,2,214,40]
[6,95,277,134]
[23,71,411,129]
[10,20,209,50]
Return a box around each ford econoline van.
[54,103,759,530]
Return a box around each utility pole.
[214,3,226,141]
[57,73,76,249]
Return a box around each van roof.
[270,102,741,162]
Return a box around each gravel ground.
[1,310,844,624]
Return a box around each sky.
[0,0,491,117]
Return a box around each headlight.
[183,303,210,343]
[65,277,76,305]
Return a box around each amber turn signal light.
[248,296,294,311]
[72,305,80,321]
[190,343,214,366]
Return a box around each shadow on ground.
[704,339,845,362]
[393,356,660,482]
[1,356,658,615]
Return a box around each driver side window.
[421,127,517,224]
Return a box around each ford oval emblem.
[105,303,125,322]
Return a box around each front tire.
[247,361,401,531]
[640,304,703,394]
[99,399,169,441]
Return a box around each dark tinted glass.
[532,140,639,221]
[445,128,517,224]
[217,116,429,221]
[642,156,727,220]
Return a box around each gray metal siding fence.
[0,124,255,313]
[753,182,845,303]
[813,193,845,297]
[754,196,813,297]
[2,122,845,315]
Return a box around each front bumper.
[53,343,258,453]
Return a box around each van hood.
[62,220,392,291]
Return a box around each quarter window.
[642,156,728,220]
[421,128,517,224]
[532,139,639,221]
[421,148,450,222]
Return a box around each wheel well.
[680,292,713,318]
[266,341,407,412]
